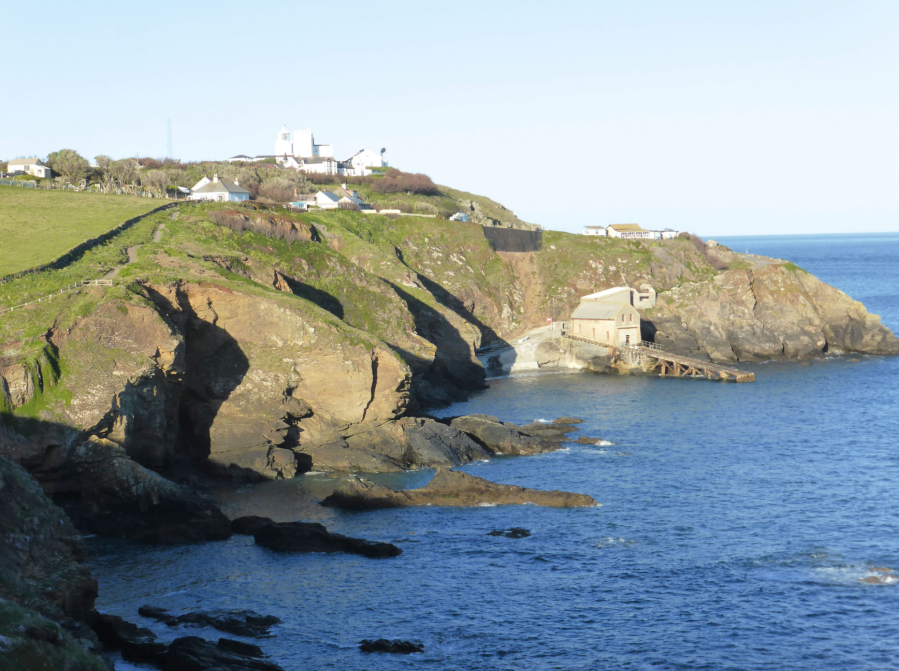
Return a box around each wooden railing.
[1,279,113,315]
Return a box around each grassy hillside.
[0,186,160,276]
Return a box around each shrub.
[208,209,308,243]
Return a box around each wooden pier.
[562,334,754,383]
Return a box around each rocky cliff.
[0,202,895,532]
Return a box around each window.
[630,314,633,323]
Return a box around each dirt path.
[104,224,165,279]
[497,251,547,336]
[734,252,782,270]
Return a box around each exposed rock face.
[0,456,107,669]
[90,612,167,665]
[34,436,232,544]
[448,415,566,456]
[297,416,491,473]
[647,261,899,362]
[233,516,402,558]
[321,469,599,509]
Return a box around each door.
[625,334,630,346]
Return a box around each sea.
[89,233,899,671]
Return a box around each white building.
[314,191,340,209]
[579,286,656,310]
[293,128,333,159]
[570,288,643,347]
[584,224,681,240]
[8,158,51,178]
[188,174,250,202]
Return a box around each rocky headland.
[0,198,896,669]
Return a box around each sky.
[2,1,898,236]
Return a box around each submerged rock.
[165,635,283,671]
[322,469,599,509]
[138,605,281,638]
[252,519,403,558]
[359,638,424,654]
[488,527,531,538]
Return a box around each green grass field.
[0,186,161,276]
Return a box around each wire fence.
[0,279,114,315]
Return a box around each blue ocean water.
[90,234,899,671]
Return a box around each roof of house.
[583,225,605,229]
[608,224,643,231]
[9,158,43,166]
[316,191,340,202]
[571,302,627,320]
[193,178,250,195]
[580,287,633,302]
[303,157,335,164]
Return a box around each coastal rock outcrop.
[647,259,899,362]
[321,469,599,509]
[359,639,425,654]
[165,636,283,671]
[448,415,573,455]
[137,605,281,638]
[0,456,107,669]
[34,436,232,544]
[231,515,402,558]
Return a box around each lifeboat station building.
[570,287,651,347]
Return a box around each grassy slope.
[0,186,160,276]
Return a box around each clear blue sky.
[3,1,898,236]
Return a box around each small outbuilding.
[7,158,51,178]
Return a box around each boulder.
[138,605,281,638]
[252,520,402,558]
[359,638,424,654]
[322,469,599,509]
[165,636,283,671]
[35,436,232,544]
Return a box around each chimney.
[213,174,218,182]
[235,179,239,186]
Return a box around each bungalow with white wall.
[7,158,51,178]
[314,191,340,209]
[188,174,250,202]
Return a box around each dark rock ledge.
[322,468,599,509]
[231,516,403,558]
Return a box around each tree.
[109,158,139,188]
[46,149,89,183]
[141,169,170,197]
[95,155,114,192]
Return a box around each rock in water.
[449,415,564,455]
[231,515,276,535]
[575,435,610,445]
[553,417,584,424]
[488,527,531,538]
[359,638,425,654]
[253,521,402,558]
[322,469,599,509]
[90,612,167,664]
[138,605,281,638]
[165,636,284,671]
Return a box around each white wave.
[478,503,497,507]
[595,537,637,549]
[813,565,898,586]
[534,418,551,423]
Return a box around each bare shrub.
[707,253,729,271]
[137,157,164,169]
[209,209,308,243]
[338,200,360,211]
